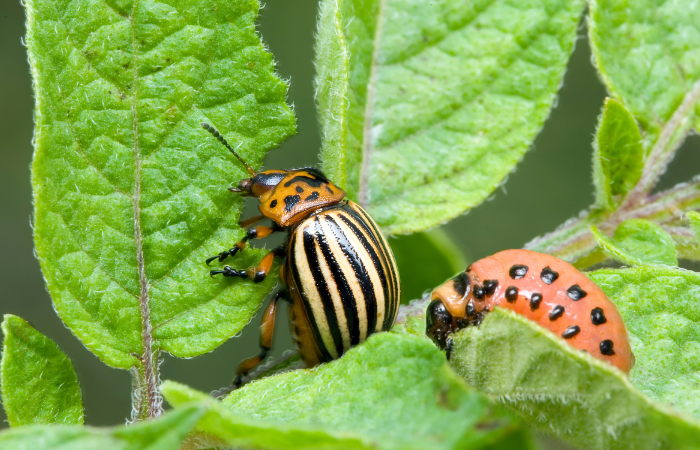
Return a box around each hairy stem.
[526,170,700,267]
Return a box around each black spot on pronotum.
[284,175,324,188]
[473,284,485,300]
[452,272,470,298]
[540,267,559,285]
[600,339,615,356]
[305,191,320,202]
[567,285,587,301]
[562,325,580,339]
[466,300,476,317]
[269,199,277,208]
[483,279,498,295]
[591,307,607,325]
[296,186,304,193]
[549,305,564,321]
[529,293,542,311]
[325,185,334,194]
[284,194,301,212]
[505,286,518,302]
[509,264,528,279]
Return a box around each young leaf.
[450,308,700,450]
[1,315,83,426]
[589,0,700,137]
[26,0,294,411]
[593,98,644,210]
[591,219,678,266]
[688,211,700,244]
[590,267,700,419]
[389,229,467,304]
[164,332,536,450]
[315,0,586,234]
[589,0,700,195]
[0,405,205,450]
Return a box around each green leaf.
[590,267,700,419]
[591,219,678,266]
[389,229,467,304]
[27,0,294,374]
[450,308,700,450]
[589,0,700,137]
[164,332,536,450]
[688,211,700,244]
[1,314,83,426]
[315,0,586,234]
[0,405,205,450]
[593,97,644,210]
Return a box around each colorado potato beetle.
[426,249,634,373]
[202,123,400,388]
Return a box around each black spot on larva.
[509,265,528,279]
[591,307,607,325]
[305,191,320,202]
[562,325,580,339]
[284,194,301,212]
[549,305,565,321]
[505,286,518,302]
[540,267,559,285]
[453,272,470,298]
[269,199,277,208]
[600,339,615,356]
[466,300,476,317]
[473,284,485,300]
[296,186,304,193]
[567,285,587,301]
[483,279,498,295]
[529,293,543,311]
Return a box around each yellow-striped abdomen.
[285,201,400,363]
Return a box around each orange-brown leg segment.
[210,245,285,281]
[238,214,265,228]
[231,290,287,389]
[206,224,282,265]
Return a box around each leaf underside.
[28,0,295,368]
[164,332,535,450]
[0,406,204,450]
[1,315,83,426]
[450,307,700,450]
[316,0,586,234]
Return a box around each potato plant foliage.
[1,0,700,449]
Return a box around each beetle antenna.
[201,122,256,176]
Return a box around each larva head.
[201,123,346,227]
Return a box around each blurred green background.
[1,0,699,434]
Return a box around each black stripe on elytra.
[326,214,377,337]
[315,217,361,347]
[346,204,399,331]
[338,212,389,331]
[347,204,398,325]
[288,232,334,362]
[284,175,325,188]
[300,224,343,358]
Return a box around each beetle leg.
[231,290,287,389]
[210,245,286,281]
[238,214,265,228]
[206,223,282,265]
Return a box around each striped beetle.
[201,123,400,388]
